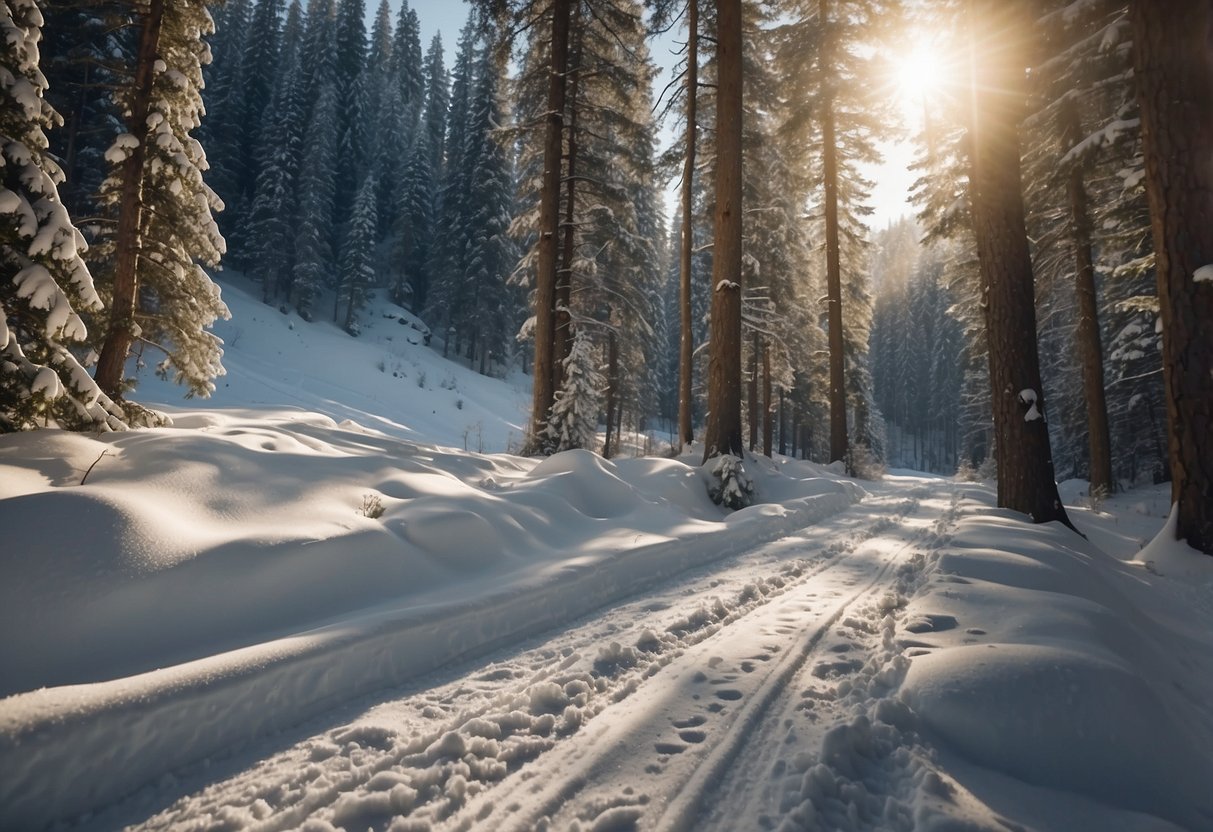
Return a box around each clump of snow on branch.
[1018,388,1043,422]
[1194,264,1213,284]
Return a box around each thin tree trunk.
[966,0,1072,527]
[778,388,786,455]
[94,0,165,397]
[1130,0,1213,554]
[748,331,759,450]
[1060,99,1114,498]
[820,0,848,467]
[678,0,698,451]
[604,330,619,458]
[762,344,772,457]
[702,0,744,464]
[527,0,572,450]
[554,14,582,395]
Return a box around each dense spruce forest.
[1,0,1210,551]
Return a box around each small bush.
[360,493,385,519]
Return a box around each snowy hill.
[2,276,1213,831]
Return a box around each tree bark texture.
[678,0,698,452]
[94,0,165,396]
[762,344,772,457]
[966,0,1072,526]
[553,13,582,396]
[604,330,619,458]
[1060,100,1114,497]
[702,0,744,463]
[1130,0,1213,553]
[748,331,759,450]
[527,0,572,450]
[820,0,848,466]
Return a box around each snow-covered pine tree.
[393,127,434,310]
[338,174,377,334]
[546,327,602,452]
[292,78,339,319]
[91,0,229,405]
[458,36,517,375]
[421,34,448,190]
[1,0,125,431]
[332,0,367,232]
[389,0,424,131]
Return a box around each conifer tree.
[292,79,340,319]
[339,174,377,334]
[1,0,125,431]
[547,327,602,452]
[92,0,229,405]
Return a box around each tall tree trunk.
[762,344,772,457]
[553,14,582,395]
[702,0,744,464]
[820,0,848,467]
[678,0,698,451]
[966,0,1072,527]
[527,0,572,450]
[778,388,786,455]
[94,0,165,397]
[604,330,619,458]
[1130,0,1213,554]
[748,331,759,450]
[1060,99,1114,498]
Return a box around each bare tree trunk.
[966,0,1072,527]
[748,331,759,450]
[1060,100,1114,497]
[778,388,786,455]
[554,15,582,396]
[702,0,744,464]
[819,0,848,467]
[678,0,698,452]
[1130,0,1213,554]
[762,344,772,457]
[604,330,619,458]
[527,0,572,450]
[94,0,165,397]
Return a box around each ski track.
[83,480,962,832]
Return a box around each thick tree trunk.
[820,0,847,467]
[94,0,165,397]
[702,0,744,464]
[966,0,1072,527]
[762,344,772,457]
[1130,0,1213,554]
[678,0,698,452]
[527,0,572,450]
[1060,100,1114,498]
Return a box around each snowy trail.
[90,476,958,832]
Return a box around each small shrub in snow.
[455,398,463,410]
[416,371,426,389]
[359,493,384,519]
[706,454,754,510]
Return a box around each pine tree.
[339,174,377,334]
[394,128,434,310]
[1,0,125,431]
[547,327,602,452]
[92,0,229,405]
[292,79,339,319]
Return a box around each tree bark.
[678,0,698,452]
[526,0,572,450]
[702,0,744,464]
[94,0,165,397]
[553,13,582,396]
[778,387,786,455]
[966,0,1072,527]
[1060,99,1114,498]
[762,344,772,457]
[1130,0,1213,554]
[748,331,759,450]
[604,330,619,458]
[820,0,848,467]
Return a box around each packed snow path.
[89,478,959,832]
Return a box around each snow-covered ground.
[2,278,1212,831]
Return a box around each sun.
[895,44,945,107]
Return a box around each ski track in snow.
[82,481,960,832]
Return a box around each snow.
[2,275,1212,831]
[1194,264,1213,283]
